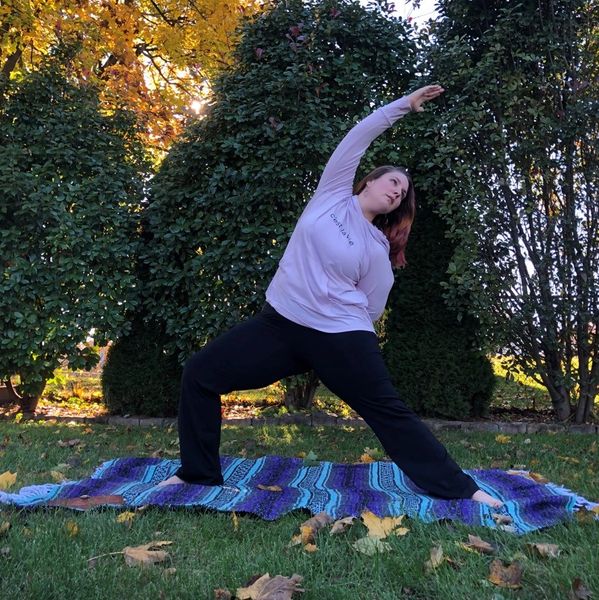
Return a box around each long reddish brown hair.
[353,165,416,268]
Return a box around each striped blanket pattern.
[1,455,595,534]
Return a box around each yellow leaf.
[65,521,79,537]
[358,453,375,464]
[123,541,172,567]
[361,510,407,539]
[0,471,17,490]
[231,511,239,532]
[50,471,67,483]
[116,511,136,527]
[495,435,512,444]
[0,522,10,536]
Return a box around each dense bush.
[102,319,182,417]
[383,195,495,419]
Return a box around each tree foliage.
[0,51,147,404]
[143,0,417,363]
[1,0,265,151]
[422,0,598,422]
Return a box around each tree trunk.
[283,372,320,410]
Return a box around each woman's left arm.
[311,86,444,201]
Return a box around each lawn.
[0,420,597,599]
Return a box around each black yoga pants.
[175,303,479,499]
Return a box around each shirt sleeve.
[308,96,413,207]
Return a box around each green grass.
[1,421,598,599]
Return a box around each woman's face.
[365,170,409,215]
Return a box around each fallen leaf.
[65,520,79,537]
[488,559,523,589]
[495,435,512,444]
[257,484,283,492]
[232,511,239,532]
[353,536,392,556]
[50,471,67,483]
[358,453,375,464]
[123,541,172,567]
[424,545,444,573]
[491,513,513,526]
[0,471,17,490]
[213,589,232,600]
[289,512,333,550]
[0,522,10,536]
[569,578,592,599]
[58,438,83,448]
[330,516,356,535]
[575,507,597,524]
[460,534,496,555]
[361,510,408,539]
[528,472,550,484]
[116,511,136,528]
[526,542,560,558]
[303,543,318,553]
[163,567,177,576]
[236,573,304,600]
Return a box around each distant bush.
[102,319,182,417]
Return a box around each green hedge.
[101,319,182,417]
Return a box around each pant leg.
[305,329,479,499]
[176,307,309,484]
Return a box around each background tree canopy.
[0,49,148,405]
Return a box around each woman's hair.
[353,165,416,268]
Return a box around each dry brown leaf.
[0,471,17,490]
[528,472,550,484]
[57,439,83,448]
[488,559,523,589]
[491,513,513,526]
[358,454,375,464]
[163,567,177,576]
[526,542,560,559]
[0,522,10,536]
[236,573,304,600]
[460,534,496,555]
[257,484,283,493]
[575,507,598,524]
[569,578,593,600]
[123,541,172,567]
[424,545,444,573]
[214,589,233,600]
[361,510,408,539]
[303,543,318,553]
[330,516,355,535]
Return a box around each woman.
[159,85,503,508]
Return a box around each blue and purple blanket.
[1,455,596,534]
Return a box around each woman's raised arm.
[312,85,444,200]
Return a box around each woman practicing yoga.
[159,84,503,508]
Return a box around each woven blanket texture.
[1,455,596,534]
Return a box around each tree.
[143,0,417,407]
[422,0,598,422]
[0,49,148,410]
[1,0,265,152]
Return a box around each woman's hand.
[407,85,445,112]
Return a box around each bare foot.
[471,489,504,508]
[156,475,186,487]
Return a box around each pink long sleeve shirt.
[265,96,413,333]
